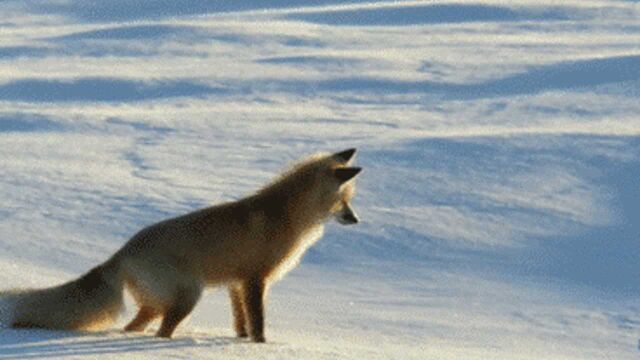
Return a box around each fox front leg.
[229,284,248,338]
[243,277,267,343]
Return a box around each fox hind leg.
[125,306,158,332]
[156,286,202,338]
[229,284,248,338]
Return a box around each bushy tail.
[7,258,124,331]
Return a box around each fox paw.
[251,335,266,343]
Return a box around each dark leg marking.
[244,277,267,343]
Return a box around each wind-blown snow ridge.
[1,0,639,358]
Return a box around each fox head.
[328,148,361,225]
[257,148,362,226]
[298,148,361,226]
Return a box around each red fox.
[6,148,361,342]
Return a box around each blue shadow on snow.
[0,113,63,132]
[356,135,640,295]
[0,78,226,102]
[34,0,373,22]
[50,24,202,41]
[288,4,574,26]
[0,46,50,60]
[514,149,640,295]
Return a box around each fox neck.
[252,184,332,240]
[254,190,329,228]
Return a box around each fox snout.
[340,212,359,225]
[336,203,359,225]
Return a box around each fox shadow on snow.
[0,329,238,359]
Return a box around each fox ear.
[333,148,357,163]
[334,167,362,183]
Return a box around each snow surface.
[1,0,639,358]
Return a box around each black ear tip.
[335,148,357,162]
[334,167,362,182]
